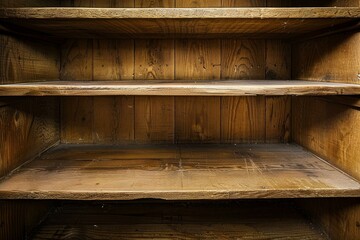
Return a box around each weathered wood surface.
[0,80,359,96]
[0,143,359,200]
[1,8,359,38]
[31,201,326,239]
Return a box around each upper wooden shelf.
[1,8,359,38]
[0,80,359,96]
[0,144,359,200]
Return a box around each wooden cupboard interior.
[0,0,359,239]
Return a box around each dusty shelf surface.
[31,200,327,240]
[0,144,359,200]
[0,80,359,96]
[1,7,359,38]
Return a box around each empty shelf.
[0,80,359,96]
[0,144,359,200]
[1,8,359,38]
[31,201,326,239]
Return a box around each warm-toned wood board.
[134,39,174,143]
[223,0,266,7]
[265,40,291,143]
[221,97,265,143]
[0,0,60,7]
[31,201,326,239]
[291,0,359,7]
[176,0,221,7]
[0,35,59,84]
[293,97,360,240]
[293,32,360,83]
[0,98,59,178]
[136,0,174,7]
[135,96,174,143]
[1,8,359,38]
[61,97,93,143]
[175,38,220,143]
[1,80,360,96]
[0,200,52,240]
[0,143,360,200]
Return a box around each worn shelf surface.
[1,8,359,38]
[1,80,360,96]
[0,144,359,200]
[31,201,326,239]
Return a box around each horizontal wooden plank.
[0,80,359,96]
[31,201,326,240]
[0,143,359,200]
[1,8,359,38]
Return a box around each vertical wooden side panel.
[175,39,221,143]
[0,98,59,177]
[265,40,291,143]
[134,39,174,143]
[293,97,360,240]
[0,35,59,84]
[221,39,265,143]
[292,32,360,84]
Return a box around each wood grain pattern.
[176,0,221,7]
[0,35,59,84]
[0,0,60,7]
[293,32,360,84]
[265,40,291,143]
[221,97,265,143]
[222,0,266,7]
[2,80,359,96]
[0,143,359,200]
[61,97,93,143]
[31,201,326,239]
[135,39,174,143]
[175,39,220,143]
[1,8,359,38]
[293,97,360,240]
[135,96,174,143]
[0,98,59,178]
[221,40,265,80]
[135,0,174,7]
[0,200,52,240]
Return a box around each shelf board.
[31,201,326,239]
[0,80,359,96]
[1,8,359,38]
[0,144,359,200]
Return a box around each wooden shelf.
[0,80,359,96]
[31,201,326,239]
[0,144,359,200]
[1,8,359,38]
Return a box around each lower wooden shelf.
[0,144,359,200]
[31,201,326,239]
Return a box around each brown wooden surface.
[0,80,359,96]
[292,96,360,240]
[0,143,359,200]
[31,201,326,240]
[0,35,59,84]
[293,32,360,84]
[1,8,359,38]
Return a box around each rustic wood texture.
[221,97,265,143]
[1,80,360,96]
[1,8,359,38]
[175,38,220,143]
[0,0,60,7]
[0,98,59,178]
[0,35,59,84]
[265,40,291,143]
[293,97,360,240]
[0,200,52,240]
[293,32,360,84]
[31,201,326,239]
[0,143,359,200]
